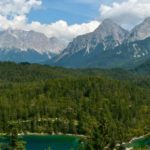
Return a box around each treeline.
[0,62,150,149]
[0,61,139,82]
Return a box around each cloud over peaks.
[28,20,100,43]
[99,0,150,29]
[0,0,100,52]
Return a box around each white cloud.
[0,16,99,45]
[99,0,150,29]
[0,0,42,30]
[26,20,100,43]
[0,0,42,18]
[0,0,100,52]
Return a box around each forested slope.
[0,62,149,149]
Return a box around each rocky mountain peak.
[95,18,117,30]
[55,18,128,63]
[94,18,128,44]
[143,17,150,23]
[128,17,150,42]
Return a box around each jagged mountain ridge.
[0,29,65,63]
[0,17,150,67]
[127,17,150,42]
[0,29,64,55]
[55,19,128,62]
[51,17,150,68]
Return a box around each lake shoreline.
[1,132,149,140]
[1,132,149,150]
[115,132,150,150]
[125,132,150,150]
[128,132,150,144]
[0,132,86,138]
[0,132,81,150]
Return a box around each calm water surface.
[0,135,80,150]
[1,134,149,149]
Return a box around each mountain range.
[0,17,150,68]
[0,29,64,63]
[52,17,150,68]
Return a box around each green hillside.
[0,62,149,149]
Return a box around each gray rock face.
[55,19,128,62]
[1,17,150,68]
[128,17,150,42]
[93,19,128,45]
[51,18,150,69]
[0,29,64,56]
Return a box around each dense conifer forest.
[0,62,150,150]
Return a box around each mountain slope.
[51,18,150,69]
[134,58,150,74]
[0,29,64,55]
[52,37,150,68]
[0,29,65,63]
[128,17,150,42]
[0,48,51,63]
[53,19,128,67]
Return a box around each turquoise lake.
[0,134,150,150]
[0,135,80,150]
[127,135,150,149]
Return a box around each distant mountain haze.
[0,29,65,63]
[0,29,64,55]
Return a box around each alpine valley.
[0,17,150,150]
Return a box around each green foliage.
[0,62,149,149]
[133,146,150,150]
[8,126,26,150]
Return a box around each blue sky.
[28,0,101,25]
[27,0,128,25]
[0,0,149,45]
